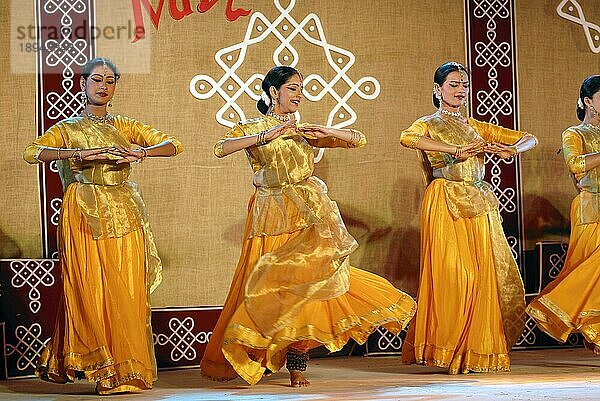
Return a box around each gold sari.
[23,116,183,393]
[201,116,416,385]
[400,112,530,373]
[526,124,600,354]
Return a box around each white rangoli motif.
[189,0,380,137]
[557,0,600,53]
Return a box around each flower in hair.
[261,91,271,106]
[577,98,584,109]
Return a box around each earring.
[81,89,87,105]
[590,105,599,117]
[108,99,113,108]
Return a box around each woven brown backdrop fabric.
[5,0,466,306]
[1,1,39,259]
[516,0,600,248]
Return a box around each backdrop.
[1,0,599,307]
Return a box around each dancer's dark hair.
[577,75,600,121]
[257,66,302,114]
[432,62,470,108]
[81,57,120,81]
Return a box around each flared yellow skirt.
[526,196,600,354]
[36,184,156,394]
[402,179,513,373]
[200,195,416,385]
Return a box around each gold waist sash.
[74,181,146,240]
[577,191,600,225]
[435,175,498,219]
[74,165,129,186]
[251,176,336,237]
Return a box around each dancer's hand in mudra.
[454,140,485,160]
[78,147,119,161]
[484,142,517,159]
[111,146,147,164]
[264,119,296,141]
[296,123,332,139]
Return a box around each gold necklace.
[85,112,114,125]
[267,110,291,122]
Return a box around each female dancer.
[23,57,183,394]
[399,61,537,373]
[526,75,600,354]
[200,65,416,387]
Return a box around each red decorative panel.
[0,259,223,378]
[466,0,524,270]
[36,0,95,257]
[0,259,60,379]
[152,307,222,370]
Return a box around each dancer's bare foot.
[289,370,310,387]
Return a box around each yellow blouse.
[562,124,600,224]
[562,124,600,180]
[23,115,183,239]
[400,112,531,218]
[214,116,365,237]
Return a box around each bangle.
[136,148,148,163]
[73,149,83,162]
[256,130,268,145]
[453,145,463,158]
[349,129,359,145]
[511,145,518,156]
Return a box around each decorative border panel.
[365,327,406,356]
[0,259,60,379]
[35,0,95,258]
[0,259,222,378]
[152,307,222,370]
[466,0,523,269]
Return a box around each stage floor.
[0,348,598,400]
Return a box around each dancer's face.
[272,74,303,114]
[81,65,117,107]
[436,70,469,109]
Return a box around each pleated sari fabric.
[23,116,182,393]
[400,113,531,373]
[526,125,600,354]
[201,116,416,385]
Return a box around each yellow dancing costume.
[400,111,530,373]
[23,116,182,394]
[201,116,416,385]
[526,124,600,354]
